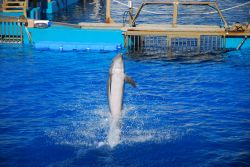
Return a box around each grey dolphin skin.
[107,53,136,147]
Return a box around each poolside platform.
[123,24,227,36]
[53,22,124,30]
[122,24,249,51]
[78,23,123,30]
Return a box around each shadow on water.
[44,134,205,167]
[40,132,249,167]
[125,49,234,64]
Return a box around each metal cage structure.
[123,0,231,54]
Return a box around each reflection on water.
[45,0,105,23]
[126,49,230,64]
[47,0,250,25]
[111,0,250,25]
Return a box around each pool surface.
[46,0,249,25]
[0,45,250,166]
[1,0,250,166]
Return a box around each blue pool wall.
[26,25,124,52]
[226,37,250,49]
[23,28,250,51]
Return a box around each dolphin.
[107,53,136,118]
[107,53,136,147]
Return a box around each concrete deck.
[78,22,123,30]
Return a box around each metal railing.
[0,15,27,44]
[129,0,228,28]
[123,0,229,54]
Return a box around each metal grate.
[171,37,198,52]
[126,35,167,51]
[125,34,225,54]
[200,35,224,52]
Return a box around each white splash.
[107,117,121,148]
[46,104,179,149]
[107,105,136,148]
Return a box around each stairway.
[2,0,28,17]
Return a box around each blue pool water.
[1,0,250,166]
[0,45,250,166]
[46,0,249,25]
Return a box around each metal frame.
[129,0,228,28]
[2,0,28,17]
[0,16,27,44]
[125,33,226,54]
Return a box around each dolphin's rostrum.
[107,53,136,147]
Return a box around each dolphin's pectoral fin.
[125,75,136,88]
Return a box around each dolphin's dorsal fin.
[124,75,136,88]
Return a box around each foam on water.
[46,103,177,149]
[107,118,121,148]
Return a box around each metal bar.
[12,22,14,43]
[128,35,130,49]
[8,22,10,43]
[20,23,23,43]
[197,36,201,53]
[213,36,216,49]
[131,3,146,26]
[0,16,26,23]
[23,0,27,17]
[4,22,6,43]
[172,0,178,27]
[223,35,226,49]
[133,35,135,51]
[125,28,226,36]
[16,22,19,43]
[207,36,209,50]
[215,36,218,50]
[133,1,214,6]
[211,36,213,49]
[124,34,127,47]
[130,1,227,28]
[213,2,228,28]
[137,35,139,51]
[149,36,151,48]
[236,36,247,50]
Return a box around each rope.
[113,0,162,14]
[193,1,250,15]
[112,0,250,15]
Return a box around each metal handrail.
[130,1,228,29]
[0,15,29,44]
[0,15,27,22]
[2,0,28,17]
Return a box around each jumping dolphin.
[107,53,136,147]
